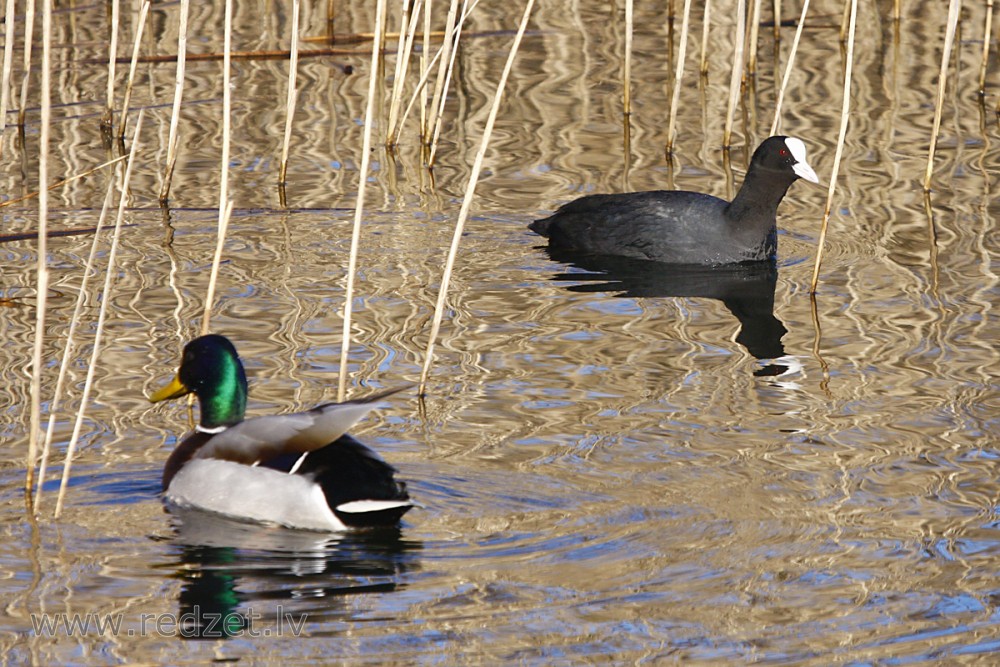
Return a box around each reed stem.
[747,0,761,76]
[386,0,421,146]
[17,0,36,128]
[700,0,711,76]
[810,0,857,293]
[923,0,962,192]
[201,200,234,335]
[0,157,127,209]
[116,0,151,141]
[977,0,993,97]
[36,183,117,511]
[159,0,190,203]
[327,0,335,41]
[396,34,449,141]
[770,0,810,135]
[0,0,16,155]
[666,0,692,155]
[54,112,145,518]
[338,0,387,402]
[723,0,747,148]
[425,0,460,143]
[199,0,234,335]
[429,0,474,167]
[624,0,633,115]
[420,0,433,140]
[419,0,536,395]
[218,0,233,229]
[26,0,51,502]
[103,0,119,131]
[279,0,302,185]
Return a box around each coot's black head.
[751,136,819,185]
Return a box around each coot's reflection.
[162,507,421,640]
[542,247,790,376]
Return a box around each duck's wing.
[288,433,413,527]
[194,387,408,465]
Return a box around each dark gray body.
[531,190,779,264]
[530,137,812,265]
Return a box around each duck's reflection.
[162,507,421,640]
[542,247,790,376]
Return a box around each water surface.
[1,1,999,664]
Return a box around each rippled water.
[1,0,999,664]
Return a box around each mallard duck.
[149,334,414,531]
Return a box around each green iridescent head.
[150,334,248,429]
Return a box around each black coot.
[530,136,819,265]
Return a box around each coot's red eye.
[779,149,788,156]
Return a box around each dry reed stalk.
[773,0,781,41]
[624,0,633,115]
[418,0,536,395]
[746,0,761,76]
[198,0,234,336]
[977,0,993,97]
[0,156,127,209]
[16,0,35,128]
[159,0,190,203]
[723,0,747,148]
[116,0,151,141]
[809,0,856,294]
[54,112,145,518]
[700,0,711,75]
[25,0,51,500]
[399,0,425,136]
[421,0,433,139]
[0,0,16,155]
[35,184,117,510]
[666,0,693,154]
[380,0,389,60]
[428,0,473,167]
[201,200,235,335]
[278,0,302,185]
[425,0,460,143]
[218,0,233,227]
[386,0,421,145]
[923,0,962,192]
[102,0,119,130]
[338,0,387,402]
[415,0,482,147]
[769,0,810,135]
[396,28,453,137]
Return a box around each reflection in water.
[541,247,790,375]
[163,508,421,640]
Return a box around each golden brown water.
[2,1,999,663]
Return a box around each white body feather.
[166,459,347,531]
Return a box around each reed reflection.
[542,247,791,376]
[163,508,421,640]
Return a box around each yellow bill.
[149,374,190,403]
